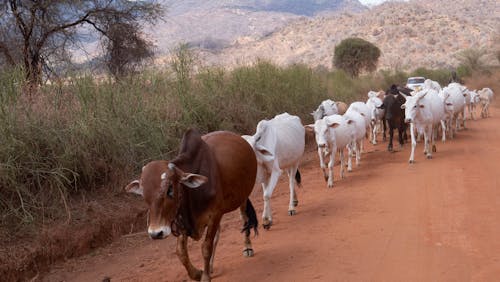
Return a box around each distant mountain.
[151,0,366,53]
[172,0,499,71]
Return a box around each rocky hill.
[153,0,366,53]
[159,0,498,71]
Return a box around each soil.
[39,79,500,281]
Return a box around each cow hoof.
[189,269,203,281]
[262,219,272,230]
[293,200,299,207]
[201,273,210,282]
[427,155,433,159]
[323,175,328,182]
[347,168,352,172]
[409,159,414,164]
[288,210,296,216]
[432,145,437,152]
[243,248,254,257]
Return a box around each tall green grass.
[0,60,463,229]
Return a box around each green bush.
[333,38,381,77]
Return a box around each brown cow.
[125,129,258,281]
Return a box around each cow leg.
[371,122,377,144]
[287,166,298,216]
[388,125,394,152]
[382,120,387,141]
[201,219,222,282]
[409,123,417,163]
[339,148,346,179]
[347,143,353,172]
[209,226,220,273]
[317,147,328,181]
[463,107,467,129]
[423,126,429,155]
[239,202,256,257]
[397,125,404,149]
[355,140,361,166]
[440,120,446,142]
[177,235,202,281]
[327,146,337,188]
[448,118,454,139]
[262,170,281,229]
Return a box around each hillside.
[153,0,366,53]
[169,0,499,71]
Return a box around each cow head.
[305,115,341,149]
[401,90,427,123]
[311,105,325,121]
[125,161,207,240]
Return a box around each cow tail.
[241,198,258,237]
[295,169,302,187]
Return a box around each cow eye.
[166,184,174,198]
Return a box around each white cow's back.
[346,101,371,128]
[255,113,304,169]
[324,115,352,149]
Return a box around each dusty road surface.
[44,101,500,282]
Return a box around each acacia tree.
[333,37,380,77]
[103,21,154,78]
[0,0,163,84]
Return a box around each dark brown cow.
[380,84,408,151]
[125,129,258,281]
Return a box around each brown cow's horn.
[168,163,176,171]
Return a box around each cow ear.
[255,144,274,162]
[328,122,340,128]
[125,180,143,196]
[180,173,208,188]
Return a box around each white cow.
[468,90,480,120]
[442,84,467,133]
[478,87,494,118]
[305,114,360,188]
[343,109,367,169]
[366,91,385,144]
[424,79,442,92]
[401,89,446,163]
[437,89,455,140]
[345,101,371,151]
[243,112,304,229]
[311,99,348,121]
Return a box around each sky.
[358,0,410,7]
[358,0,388,6]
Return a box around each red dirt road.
[44,101,500,282]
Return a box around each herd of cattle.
[124,80,494,281]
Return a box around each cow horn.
[399,92,408,99]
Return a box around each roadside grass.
[0,61,487,231]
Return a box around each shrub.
[333,37,381,77]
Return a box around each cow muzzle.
[148,225,171,240]
[405,118,412,123]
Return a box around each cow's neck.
[173,142,217,239]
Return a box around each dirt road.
[44,101,500,282]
